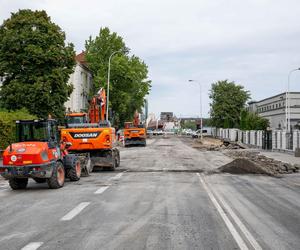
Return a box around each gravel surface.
[223,150,299,176]
[0,136,300,249]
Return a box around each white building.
[248,92,300,130]
[65,52,93,112]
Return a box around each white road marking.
[110,172,124,180]
[94,186,109,194]
[197,173,249,250]
[209,181,263,250]
[60,202,90,221]
[21,242,43,250]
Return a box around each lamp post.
[188,80,203,140]
[106,50,122,121]
[286,68,300,132]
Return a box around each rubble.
[221,150,299,176]
[192,137,245,151]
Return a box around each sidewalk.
[260,151,300,165]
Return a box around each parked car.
[153,129,163,135]
[147,129,153,135]
[192,129,208,138]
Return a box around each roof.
[75,51,89,70]
[257,92,300,104]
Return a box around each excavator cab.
[66,113,88,127]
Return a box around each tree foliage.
[240,109,269,130]
[209,80,250,128]
[0,9,75,119]
[181,120,196,130]
[0,109,37,149]
[85,27,151,126]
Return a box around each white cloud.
[1,0,300,117]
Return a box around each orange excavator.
[124,111,146,147]
[61,88,120,171]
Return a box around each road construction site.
[0,135,299,250]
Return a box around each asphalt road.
[0,136,299,250]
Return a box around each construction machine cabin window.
[67,116,87,124]
[16,122,49,142]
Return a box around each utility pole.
[188,80,203,140]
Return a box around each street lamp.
[106,50,122,121]
[286,68,300,132]
[188,80,203,140]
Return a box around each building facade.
[247,92,300,130]
[160,112,174,121]
[65,52,93,112]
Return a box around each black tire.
[47,161,65,189]
[115,149,120,168]
[68,159,81,181]
[81,156,92,177]
[9,178,28,190]
[107,152,117,171]
[64,154,81,180]
[33,178,46,183]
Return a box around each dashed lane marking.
[21,242,43,250]
[110,172,124,180]
[94,186,109,194]
[60,202,90,221]
[197,173,249,250]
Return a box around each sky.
[1,0,300,118]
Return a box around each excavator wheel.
[115,149,120,168]
[47,161,65,189]
[68,159,81,181]
[64,154,81,181]
[80,154,92,177]
[105,150,118,171]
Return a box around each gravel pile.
[221,150,299,176]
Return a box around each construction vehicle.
[124,111,146,147]
[61,88,120,171]
[0,119,81,190]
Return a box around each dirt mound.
[192,137,224,150]
[219,158,274,175]
[221,150,299,176]
[192,137,246,151]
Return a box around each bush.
[0,109,37,149]
[240,110,269,130]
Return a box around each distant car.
[153,129,163,135]
[147,130,153,136]
[164,131,175,135]
[185,129,193,136]
[192,129,208,138]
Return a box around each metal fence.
[211,128,300,152]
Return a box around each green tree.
[181,120,196,130]
[85,27,151,126]
[242,111,269,130]
[0,109,37,149]
[0,9,75,119]
[209,80,250,128]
